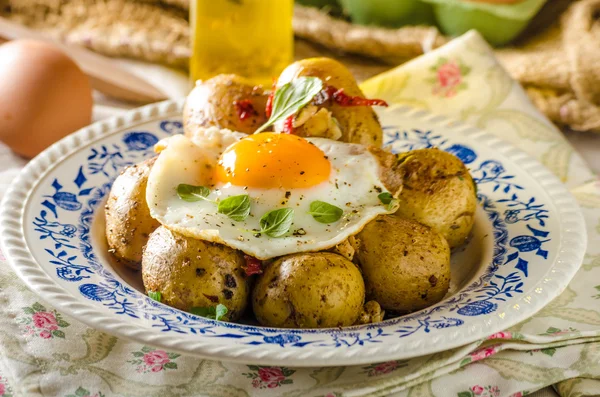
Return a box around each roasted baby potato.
[277,57,383,147]
[252,252,365,328]
[142,226,250,321]
[184,74,269,135]
[356,215,451,313]
[394,148,477,248]
[105,157,160,269]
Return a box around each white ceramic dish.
[0,100,586,366]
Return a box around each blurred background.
[0,0,597,162]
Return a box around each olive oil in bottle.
[190,0,294,85]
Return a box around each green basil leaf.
[214,304,228,321]
[189,304,228,321]
[378,192,393,204]
[217,194,251,221]
[378,192,399,211]
[255,77,323,133]
[308,200,343,224]
[259,208,294,238]
[177,184,211,202]
[148,291,161,302]
[189,306,212,317]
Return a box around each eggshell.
[0,40,93,158]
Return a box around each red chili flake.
[265,79,277,118]
[282,114,295,134]
[243,255,263,277]
[314,85,388,108]
[203,293,219,303]
[333,88,388,107]
[233,99,256,121]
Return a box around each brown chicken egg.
[0,40,93,158]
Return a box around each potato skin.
[184,74,269,135]
[252,252,365,328]
[394,148,477,248]
[277,58,383,147]
[356,215,450,313]
[105,157,160,269]
[142,226,250,321]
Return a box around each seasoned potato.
[252,252,365,328]
[142,226,250,321]
[277,58,383,147]
[356,215,450,313]
[105,157,160,269]
[394,148,477,248]
[184,74,269,135]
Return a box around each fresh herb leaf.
[378,192,399,211]
[378,192,393,204]
[190,304,228,321]
[308,200,343,223]
[215,304,228,320]
[177,184,211,202]
[254,77,323,134]
[259,208,294,237]
[148,291,161,302]
[218,194,251,221]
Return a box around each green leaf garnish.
[259,208,294,237]
[218,194,251,221]
[148,291,162,302]
[308,200,343,224]
[378,192,393,204]
[177,184,211,202]
[255,77,323,134]
[378,192,399,211]
[190,304,228,321]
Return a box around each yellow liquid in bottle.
[190,0,294,86]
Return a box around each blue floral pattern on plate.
[27,119,553,348]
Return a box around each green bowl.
[339,0,435,27]
[421,0,547,46]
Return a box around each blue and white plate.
[0,100,586,366]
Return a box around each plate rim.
[0,99,587,366]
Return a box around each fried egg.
[146,129,397,259]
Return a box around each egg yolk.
[215,133,331,189]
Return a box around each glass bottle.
[190,0,294,86]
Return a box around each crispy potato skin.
[394,148,477,248]
[356,216,451,313]
[184,74,269,135]
[105,157,160,269]
[142,226,249,321]
[252,252,365,328]
[278,58,383,147]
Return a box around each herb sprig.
[254,77,323,134]
[217,194,251,221]
[378,192,399,211]
[177,184,251,222]
[177,184,211,202]
[259,208,294,237]
[308,200,343,223]
[190,304,228,321]
[148,291,162,302]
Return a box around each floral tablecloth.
[1,31,599,397]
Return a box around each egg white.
[147,130,396,259]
